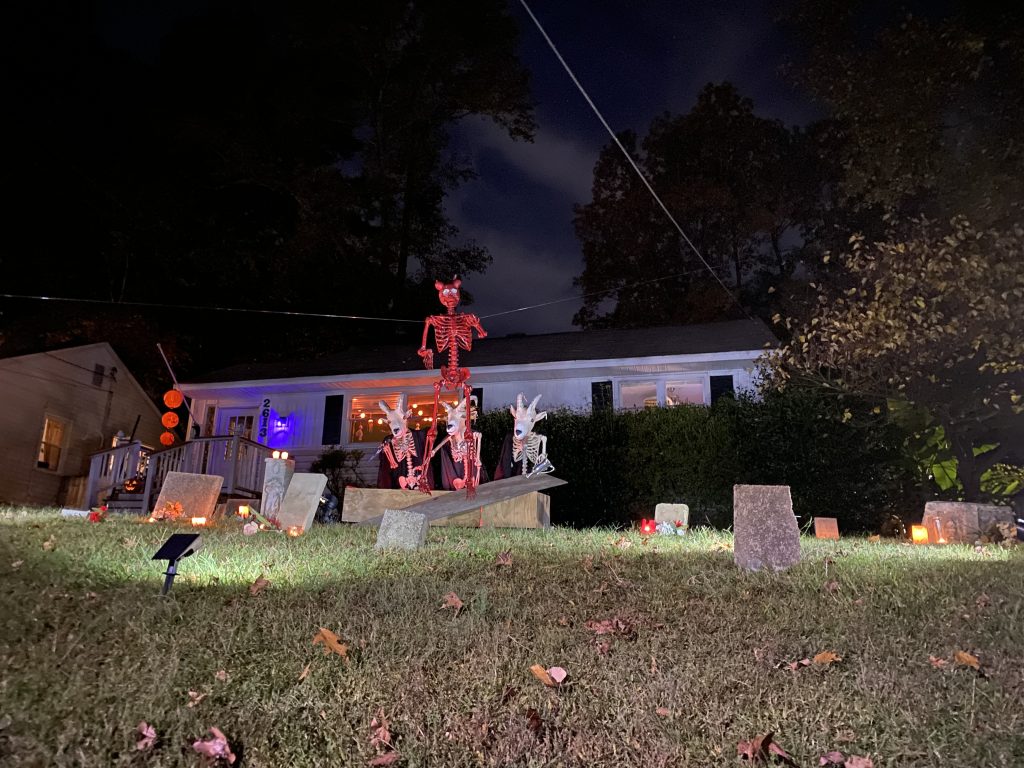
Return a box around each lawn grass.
[1,510,1022,767]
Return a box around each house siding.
[0,344,163,506]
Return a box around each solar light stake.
[161,561,178,595]
[152,533,203,595]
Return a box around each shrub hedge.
[476,390,919,531]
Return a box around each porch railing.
[85,436,275,513]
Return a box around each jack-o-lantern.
[123,477,140,493]
[161,412,180,429]
[159,431,175,446]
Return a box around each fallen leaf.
[823,580,840,594]
[819,750,845,766]
[42,536,56,551]
[613,536,632,549]
[525,707,543,733]
[136,721,157,751]
[954,650,980,670]
[737,731,798,765]
[975,593,991,609]
[844,757,874,768]
[595,641,611,655]
[852,598,865,606]
[369,709,391,750]
[187,690,207,708]
[500,685,519,703]
[298,663,311,681]
[581,554,594,571]
[928,655,948,669]
[368,753,402,766]
[556,615,570,627]
[441,592,464,616]
[312,627,349,660]
[547,666,568,684]
[529,664,561,688]
[214,670,228,682]
[248,576,270,596]
[655,706,671,717]
[192,726,236,765]
[650,655,658,674]
[779,658,811,671]
[867,535,881,543]
[11,560,23,570]
[711,540,733,553]
[495,549,513,567]
[813,651,842,667]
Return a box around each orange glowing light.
[287,526,302,537]
[191,516,207,527]
[911,525,929,544]
[238,505,250,518]
[159,431,175,446]
[163,389,184,409]
[272,450,281,459]
[161,411,180,428]
[281,451,289,460]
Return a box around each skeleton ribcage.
[513,434,543,465]
[393,432,416,462]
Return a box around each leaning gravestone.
[813,516,840,540]
[275,472,328,534]
[922,501,1015,544]
[654,503,689,526]
[733,484,800,572]
[154,472,222,519]
[375,509,429,551]
[262,456,295,521]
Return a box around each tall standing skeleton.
[417,277,487,496]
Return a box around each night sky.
[451,0,817,335]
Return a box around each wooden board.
[356,474,566,527]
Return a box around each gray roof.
[188,319,776,384]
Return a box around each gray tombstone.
[276,472,328,533]
[262,457,296,521]
[654,503,689,526]
[153,472,223,519]
[375,508,429,551]
[922,501,1015,544]
[733,484,801,572]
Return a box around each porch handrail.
[84,441,149,509]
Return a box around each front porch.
[84,435,274,514]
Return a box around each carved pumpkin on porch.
[123,477,140,493]
[163,389,184,409]
[159,431,175,446]
[161,412,180,428]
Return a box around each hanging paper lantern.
[161,411,180,428]
[163,389,184,409]
[159,431,175,446]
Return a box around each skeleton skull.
[434,277,462,310]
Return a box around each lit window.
[348,393,433,443]
[620,381,658,410]
[666,379,705,406]
[38,416,66,470]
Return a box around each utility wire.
[515,0,753,320]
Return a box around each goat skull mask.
[510,393,547,439]
[442,396,469,440]
[379,394,413,438]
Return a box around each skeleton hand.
[418,347,434,369]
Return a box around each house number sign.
[258,398,271,441]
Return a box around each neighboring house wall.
[0,344,163,506]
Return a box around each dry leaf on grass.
[530,663,567,687]
[525,707,544,733]
[975,593,991,609]
[819,750,845,765]
[248,576,270,596]
[369,753,402,766]
[581,554,594,571]
[298,663,311,681]
[655,707,671,717]
[777,658,810,672]
[187,690,207,708]
[192,726,236,765]
[595,641,611,656]
[495,549,513,566]
[556,616,570,627]
[42,536,56,551]
[312,627,349,660]
[844,756,874,768]
[214,670,228,682]
[928,655,948,669]
[737,732,797,765]
[135,721,157,751]
[441,592,464,616]
[585,617,636,637]
[954,650,980,670]
[813,651,842,667]
[11,560,23,570]
[823,580,840,594]
[867,535,881,543]
[613,536,632,549]
[370,709,392,751]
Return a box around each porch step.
[106,498,145,513]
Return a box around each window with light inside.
[37,416,66,470]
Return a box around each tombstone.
[276,472,328,534]
[733,485,800,572]
[262,456,295,521]
[154,472,222,520]
[813,517,840,540]
[375,508,429,551]
[654,503,689,527]
[922,501,1015,544]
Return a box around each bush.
[476,390,918,531]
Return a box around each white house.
[0,343,163,507]
[178,320,775,476]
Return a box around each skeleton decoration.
[378,394,423,490]
[510,393,554,477]
[416,277,487,496]
[440,394,484,490]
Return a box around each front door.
[209,407,256,478]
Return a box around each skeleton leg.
[462,383,475,498]
[418,381,444,494]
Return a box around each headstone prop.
[375,509,429,551]
[152,533,202,595]
[414,277,488,497]
[494,393,554,479]
[733,484,801,572]
[276,472,328,535]
[261,455,295,522]
[152,472,222,521]
[655,503,688,535]
[922,501,1016,544]
[813,517,840,540]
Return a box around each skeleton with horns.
[493,393,554,479]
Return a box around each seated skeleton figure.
[493,393,554,479]
[376,394,433,490]
[438,394,488,490]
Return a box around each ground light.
[911,525,929,544]
[152,533,203,595]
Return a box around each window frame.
[36,413,70,473]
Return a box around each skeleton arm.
[418,317,435,369]
[468,314,487,340]
[473,431,482,488]
[381,441,399,470]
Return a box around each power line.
[515,0,753,321]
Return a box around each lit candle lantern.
[287,526,302,537]
[272,450,281,459]
[280,451,289,460]
[911,525,929,544]
[238,505,250,518]
[640,519,657,535]
[191,516,207,527]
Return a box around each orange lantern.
[237,505,251,518]
[161,411,180,428]
[163,389,184,409]
[160,431,175,446]
[123,477,140,493]
[911,525,929,544]
[191,517,207,527]
[287,525,302,537]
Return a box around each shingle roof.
[187,319,777,384]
